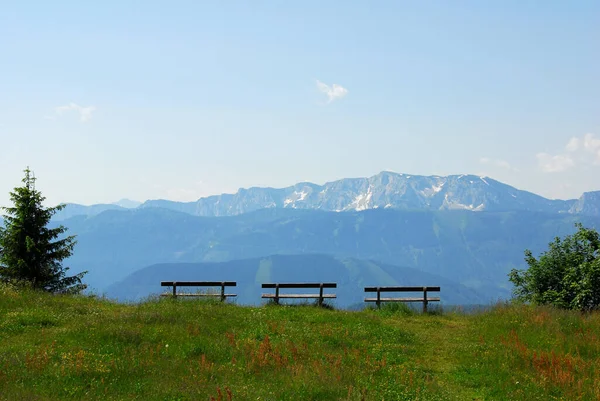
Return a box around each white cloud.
[565,137,580,152]
[536,153,575,173]
[582,133,600,163]
[536,133,600,172]
[55,103,96,122]
[316,80,348,103]
[479,157,518,171]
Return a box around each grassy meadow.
[0,283,599,400]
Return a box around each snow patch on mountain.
[348,187,373,211]
[432,182,445,193]
[447,202,485,211]
[421,180,446,197]
[284,190,309,207]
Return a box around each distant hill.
[58,207,600,301]
[112,199,142,209]
[52,203,126,221]
[105,254,486,307]
[51,200,140,221]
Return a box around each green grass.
[1,283,599,400]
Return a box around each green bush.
[509,223,600,311]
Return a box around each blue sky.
[1,1,598,206]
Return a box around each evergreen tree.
[0,167,87,293]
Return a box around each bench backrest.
[364,286,440,292]
[161,281,236,287]
[262,283,337,289]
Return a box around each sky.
[1,1,599,207]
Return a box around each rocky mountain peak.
[53,172,600,220]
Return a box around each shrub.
[509,223,600,311]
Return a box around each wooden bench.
[261,283,337,306]
[160,281,237,302]
[364,286,441,312]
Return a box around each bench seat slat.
[364,286,440,292]
[262,283,336,289]
[161,293,237,297]
[364,297,441,302]
[161,281,236,287]
[261,294,337,299]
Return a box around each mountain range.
[4,171,600,308]
[53,172,600,221]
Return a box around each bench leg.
[172,284,177,299]
[423,287,428,313]
[275,285,280,305]
[376,288,381,309]
[220,284,225,302]
[318,284,324,307]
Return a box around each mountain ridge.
[139,171,577,216]
[52,171,600,220]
